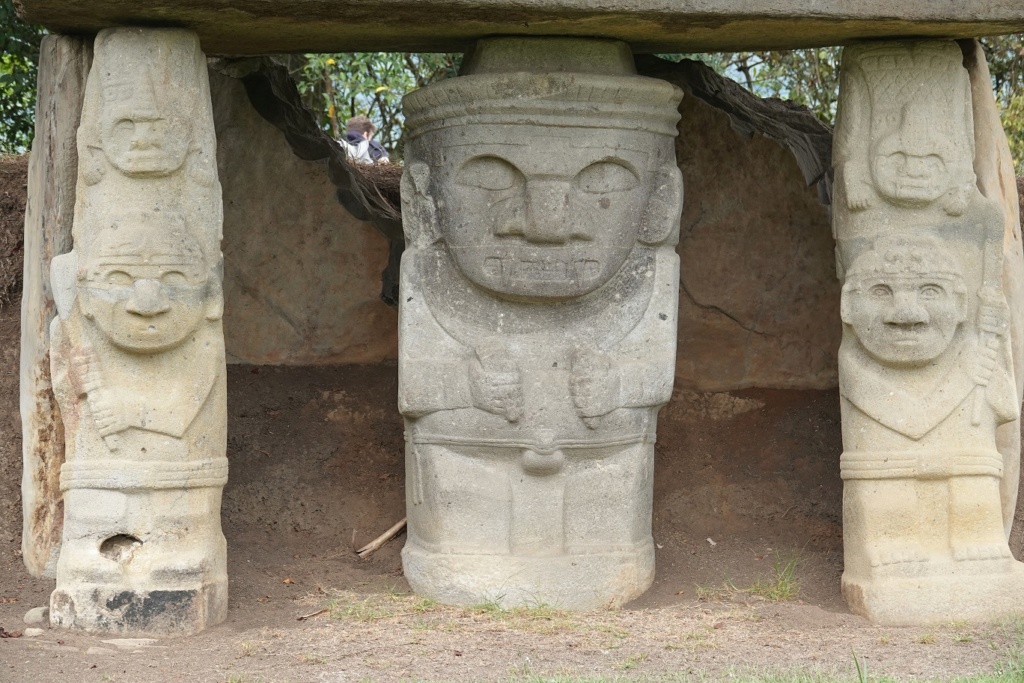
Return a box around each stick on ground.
[356,517,407,559]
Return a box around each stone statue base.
[843,564,1024,625]
[403,543,654,609]
[48,486,228,635]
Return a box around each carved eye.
[113,118,135,137]
[576,162,638,194]
[106,270,133,286]
[869,284,893,298]
[458,157,521,191]
[919,283,945,299]
[162,271,188,286]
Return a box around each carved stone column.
[398,37,683,608]
[834,40,1024,624]
[47,28,228,635]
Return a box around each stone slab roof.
[15,0,1024,54]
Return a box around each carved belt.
[406,431,651,502]
[60,458,229,491]
[840,449,1003,480]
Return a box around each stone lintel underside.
[14,1,1024,54]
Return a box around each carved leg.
[948,475,1012,562]
[842,478,927,577]
[47,28,228,636]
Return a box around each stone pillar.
[834,40,1024,624]
[398,37,683,609]
[47,28,228,635]
[21,35,92,579]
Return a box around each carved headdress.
[402,38,683,138]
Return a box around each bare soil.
[0,165,1023,682]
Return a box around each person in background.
[342,115,390,164]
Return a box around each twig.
[296,608,328,621]
[356,518,407,559]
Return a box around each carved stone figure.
[835,42,976,221]
[834,40,1024,624]
[397,37,683,608]
[47,28,227,635]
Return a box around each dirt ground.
[1,157,1024,682]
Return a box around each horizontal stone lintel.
[15,1,1024,54]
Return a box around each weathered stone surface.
[637,58,839,391]
[23,606,49,625]
[15,0,1024,54]
[47,28,228,636]
[398,37,682,609]
[833,40,1024,625]
[210,71,398,364]
[20,35,92,579]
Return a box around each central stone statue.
[397,37,684,608]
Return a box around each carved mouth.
[482,256,601,283]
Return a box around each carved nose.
[885,291,928,325]
[903,156,928,177]
[129,122,160,150]
[125,279,170,317]
[523,180,571,244]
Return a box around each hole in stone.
[99,534,142,563]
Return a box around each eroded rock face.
[398,37,683,608]
[834,40,1024,625]
[47,28,228,635]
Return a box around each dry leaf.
[282,578,295,584]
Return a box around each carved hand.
[469,340,524,423]
[977,287,1010,338]
[73,349,128,438]
[570,348,621,425]
[974,287,1010,387]
[844,172,873,211]
[941,183,972,217]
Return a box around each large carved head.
[78,29,213,182]
[870,102,970,208]
[98,75,192,177]
[78,210,222,353]
[848,42,976,210]
[841,235,968,367]
[401,38,684,302]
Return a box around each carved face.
[79,219,215,353]
[432,129,657,301]
[100,104,190,177]
[871,143,949,206]
[843,272,967,367]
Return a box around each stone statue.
[834,40,1024,624]
[47,28,227,635]
[397,37,683,608]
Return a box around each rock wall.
[212,66,838,390]
[674,95,839,391]
[210,71,397,365]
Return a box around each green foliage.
[660,49,841,125]
[0,0,44,153]
[294,52,460,160]
[982,36,1024,173]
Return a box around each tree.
[294,52,460,161]
[0,0,44,154]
